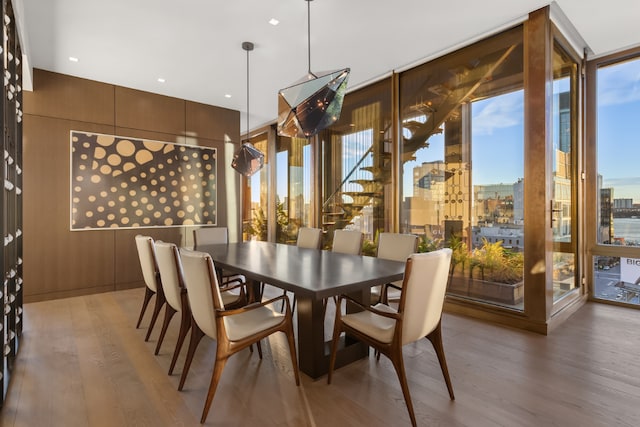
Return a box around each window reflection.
[320,79,392,253]
[399,26,525,310]
[276,136,312,244]
[242,134,269,241]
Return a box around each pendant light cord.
[246,45,250,142]
[242,41,254,143]
[307,0,311,75]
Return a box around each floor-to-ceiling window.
[399,26,525,310]
[275,135,313,244]
[319,78,392,253]
[249,7,598,331]
[241,132,269,241]
[588,48,640,307]
[551,35,580,308]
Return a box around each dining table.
[197,240,406,379]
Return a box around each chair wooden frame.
[193,226,247,295]
[328,254,455,427]
[175,256,250,390]
[134,235,166,342]
[178,249,300,423]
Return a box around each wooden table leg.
[295,288,369,380]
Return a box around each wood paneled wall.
[22,69,240,302]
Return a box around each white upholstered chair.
[178,248,300,423]
[372,232,418,304]
[153,241,192,374]
[332,229,363,256]
[296,226,323,249]
[279,226,323,312]
[328,229,364,308]
[134,235,166,341]
[155,242,248,377]
[193,227,229,249]
[328,248,455,427]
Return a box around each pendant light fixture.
[277,0,350,138]
[231,41,265,177]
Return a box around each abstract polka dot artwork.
[70,131,217,229]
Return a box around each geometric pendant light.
[277,0,349,138]
[232,41,265,177]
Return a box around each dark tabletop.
[197,241,406,300]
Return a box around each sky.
[403,89,525,198]
[597,57,640,202]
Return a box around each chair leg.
[381,284,389,305]
[390,351,417,427]
[200,355,229,423]
[178,321,205,391]
[136,287,154,328]
[327,313,343,384]
[256,340,263,359]
[426,321,455,400]
[155,304,177,355]
[284,324,300,386]
[279,290,297,314]
[168,308,192,375]
[144,290,166,342]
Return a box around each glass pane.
[320,78,392,253]
[554,252,576,298]
[552,44,575,244]
[596,56,640,246]
[552,41,578,303]
[276,136,312,244]
[593,255,640,305]
[242,134,269,241]
[399,26,525,310]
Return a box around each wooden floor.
[1,287,639,427]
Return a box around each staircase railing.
[322,145,374,211]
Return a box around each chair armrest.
[221,272,245,283]
[340,294,402,320]
[219,277,245,291]
[386,282,402,292]
[219,280,245,293]
[216,294,289,317]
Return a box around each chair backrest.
[296,227,322,249]
[154,241,184,312]
[332,229,363,255]
[400,248,452,345]
[180,248,225,339]
[135,235,160,293]
[193,227,229,249]
[376,233,418,262]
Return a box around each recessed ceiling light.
[269,18,279,26]
[68,56,79,62]
[224,94,232,98]
[157,78,166,83]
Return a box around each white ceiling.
[14,0,640,131]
